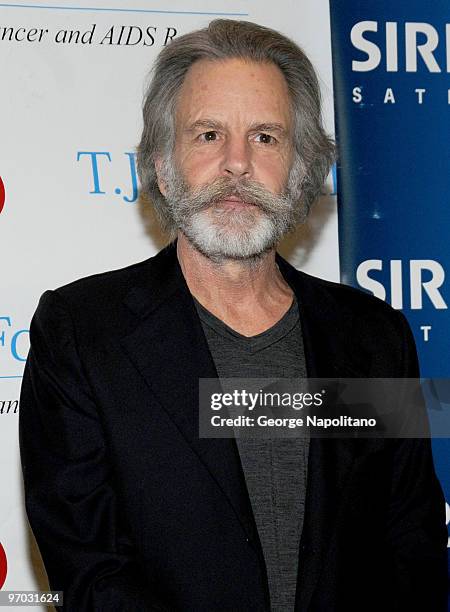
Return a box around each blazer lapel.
[276,255,367,611]
[119,243,260,545]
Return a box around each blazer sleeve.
[19,290,170,612]
[386,312,448,611]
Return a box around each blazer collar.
[120,241,362,610]
[122,240,369,378]
[275,253,371,378]
[120,241,261,546]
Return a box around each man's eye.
[255,133,276,145]
[199,131,218,142]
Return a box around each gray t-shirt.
[194,296,309,612]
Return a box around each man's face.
[157,58,303,261]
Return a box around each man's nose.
[221,136,252,179]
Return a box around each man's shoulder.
[280,257,400,323]
[33,243,178,335]
[284,263,419,376]
[280,258,415,359]
[54,256,153,303]
[54,243,175,304]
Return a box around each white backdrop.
[0,0,336,605]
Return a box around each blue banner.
[329,0,450,590]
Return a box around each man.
[19,19,447,612]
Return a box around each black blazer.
[19,242,447,611]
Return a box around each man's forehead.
[175,57,293,128]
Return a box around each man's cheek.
[185,152,221,179]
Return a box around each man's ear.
[154,156,167,197]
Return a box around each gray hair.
[137,19,335,234]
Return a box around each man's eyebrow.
[184,120,289,134]
[250,122,288,134]
[185,119,225,132]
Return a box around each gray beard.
[162,157,305,263]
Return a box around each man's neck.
[176,233,294,336]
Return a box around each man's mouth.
[214,195,257,209]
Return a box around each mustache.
[176,176,291,216]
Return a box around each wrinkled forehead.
[174,57,293,133]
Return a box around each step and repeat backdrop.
[0,0,337,601]
[0,0,448,606]
[330,0,450,590]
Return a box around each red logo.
[0,541,7,589]
[0,177,4,214]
